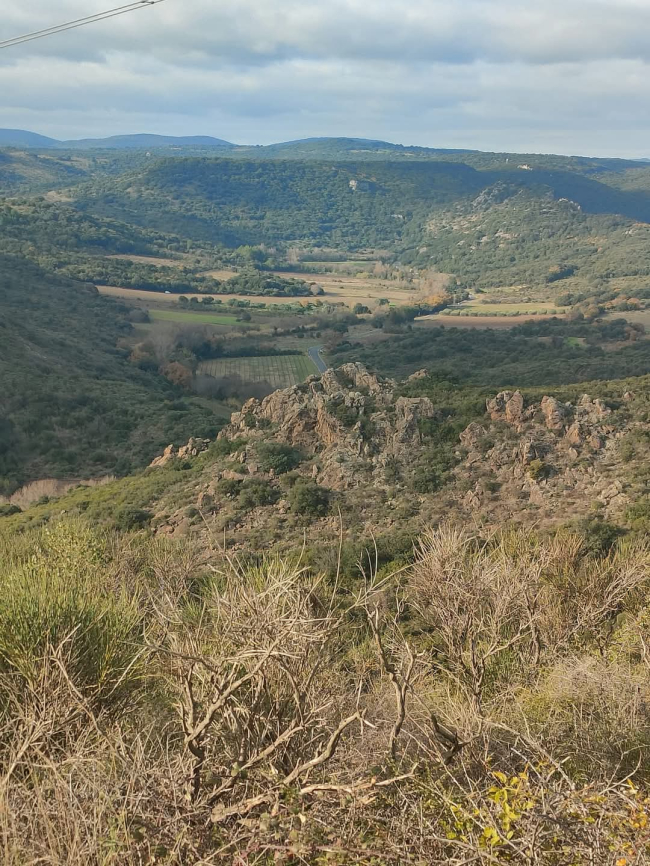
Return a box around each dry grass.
[8,476,114,510]
[104,254,187,268]
[1,521,650,863]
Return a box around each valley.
[4,131,650,865]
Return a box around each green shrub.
[412,468,443,494]
[113,506,152,531]
[0,521,145,712]
[217,477,243,497]
[0,504,21,518]
[256,442,303,475]
[327,398,358,428]
[288,481,330,517]
[208,437,247,459]
[575,517,624,556]
[239,480,279,510]
[528,459,549,481]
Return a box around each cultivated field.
[444,302,567,316]
[98,265,448,310]
[104,254,186,267]
[149,309,238,325]
[199,354,317,389]
[607,309,650,331]
[269,270,421,307]
[415,313,564,330]
[98,285,311,307]
[200,268,240,281]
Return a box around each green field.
[150,309,239,325]
[199,354,317,389]
[441,302,566,317]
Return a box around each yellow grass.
[269,270,420,306]
[97,286,307,306]
[104,254,186,267]
[445,302,567,316]
[200,268,240,280]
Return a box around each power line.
[0,1,169,50]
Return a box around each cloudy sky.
[1,0,649,156]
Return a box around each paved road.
[308,346,327,374]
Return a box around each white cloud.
[1,0,650,155]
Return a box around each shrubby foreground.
[1,520,650,864]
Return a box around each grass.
[149,309,239,325]
[444,302,567,316]
[199,354,317,389]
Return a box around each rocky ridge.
[218,363,436,491]
[147,366,637,543]
[457,389,629,520]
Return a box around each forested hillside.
[0,256,219,496]
[73,158,488,247]
[67,155,650,292]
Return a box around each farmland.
[269,269,425,307]
[98,285,311,308]
[199,354,317,389]
[414,314,542,330]
[149,309,238,325]
[441,302,568,317]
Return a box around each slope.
[72,157,491,247]
[0,255,220,496]
[0,129,58,148]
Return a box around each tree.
[161,361,193,390]
[288,480,330,517]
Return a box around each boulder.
[540,396,567,431]
[487,391,525,425]
[460,422,488,451]
[577,395,611,423]
[149,437,210,468]
[149,444,175,468]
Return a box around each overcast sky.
[1,0,649,156]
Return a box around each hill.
[3,363,650,863]
[72,157,492,248]
[10,360,650,547]
[66,154,650,290]
[0,255,220,497]
[0,129,233,149]
[0,128,59,148]
[63,133,233,149]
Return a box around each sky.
[1,0,649,157]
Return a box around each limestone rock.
[460,422,488,451]
[149,437,209,468]
[540,396,568,431]
[218,364,437,491]
[577,395,611,423]
[565,422,584,447]
[487,391,525,425]
[149,444,176,468]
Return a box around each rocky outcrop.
[457,390,626,521]
[149,437,210,468]
[219,364,436,490]
[487,391,526,426]
[540,396,568,431]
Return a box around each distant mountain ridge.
[0,129,233,149]
[1,128,647,163]
[0,129,474,155]
[0,129,60,148]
